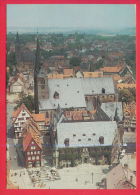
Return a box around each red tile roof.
[23,120,42,151]
[32,113,46,122]
[12,103,32,122]
[100,66,124,73]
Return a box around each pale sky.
[7,4,136,30]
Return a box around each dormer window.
[102,88,105,94]
[53,91,59,99]
[99,136,104,144]
[64,138,69,147]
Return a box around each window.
[102,88,105,94]
[53,91,59,99]
[82,134,86,136]
[32,156,35,160]
[99,136,104,144]
[18,117,24,121]
[34,151,36,154]
[22,113,26,116]
[93,133,96,136]
[36,156,39,160]
[28,156,31,160]
[37,151,40,154]
[31,141,34,144]
[27,152,30,155]
[88,138,91,141]
[78,139,81,142]
[31,146,36,150]
[31,151,33,155]
[41,85,45,89]
[64,138,69,147]
[73,134,76,137]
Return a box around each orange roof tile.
[83,72,103,78]
[47,74,64,79]
[64,110,93,121]
[100,66,124,73]
[45,118,50,125]
[32,113,46,122]
[63,69,74,75]
[123,102,136,116]
[23,132,33,151]
[23,121,42,151]
[22,118,41,136]
[117,83,136,89]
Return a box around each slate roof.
[39,78,86,110]
[101,102,123,121]
[56,121,117,148]
[81,77,115,95]
[39,77,115,110]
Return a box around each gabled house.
[106,164,136,189]
[32,113,51,135]
[12,104,32,138]
[23,131,42,168]
[123,102,136,132]
[53,120,120,168]
[8,73,27,94]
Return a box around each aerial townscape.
[6,30,136,189]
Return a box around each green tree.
[69,57,81,67]
[118,89,135,103]
[15,95,34,112]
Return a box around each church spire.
[15,32,21,65]
[34,35,40,114]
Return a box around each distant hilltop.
[7,26,136,36]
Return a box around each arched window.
[99,136,104,144]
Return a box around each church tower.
[15,32,21,65]
[38,75,49,100]
[34,35,40,114]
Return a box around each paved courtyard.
[43,164,109,189]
